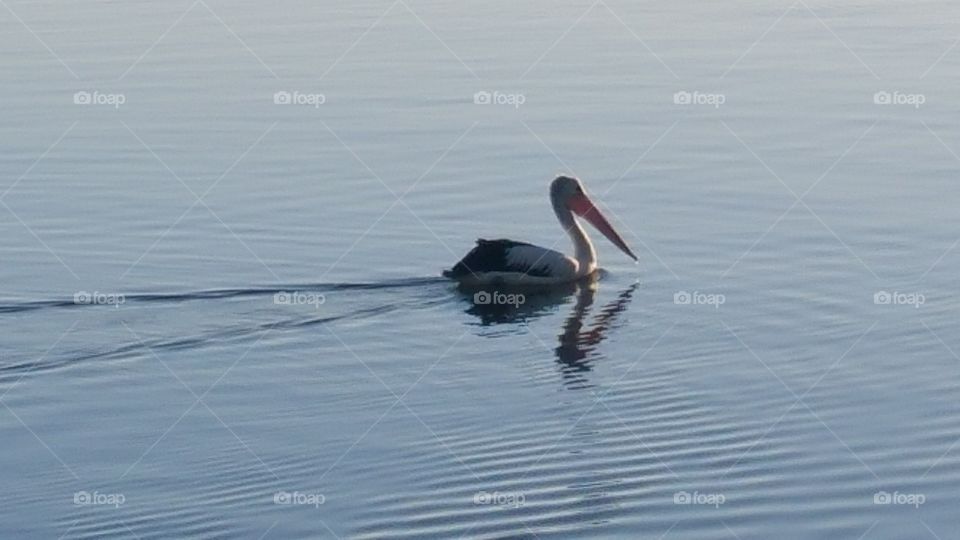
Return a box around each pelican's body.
[443,176,637,285]
[443,238,585,285]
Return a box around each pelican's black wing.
[442,238,551,278]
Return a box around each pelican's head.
[550,175,638,261]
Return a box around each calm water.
[3,1,960,538]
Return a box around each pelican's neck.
[552,196,596,270]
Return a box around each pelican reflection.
[458,277,637,388]
[555,282,637,388]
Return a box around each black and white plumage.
[442,239,577,283]
[443,176,637,286]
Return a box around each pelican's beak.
[568,193,638,261]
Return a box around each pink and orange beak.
[568,192,638,261]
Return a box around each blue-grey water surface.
[3,1,960,538]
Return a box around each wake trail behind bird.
[0,277,448,314]
[0,278,453,383]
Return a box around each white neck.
[552,195,596,270]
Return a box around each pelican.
[443,176,638,285]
